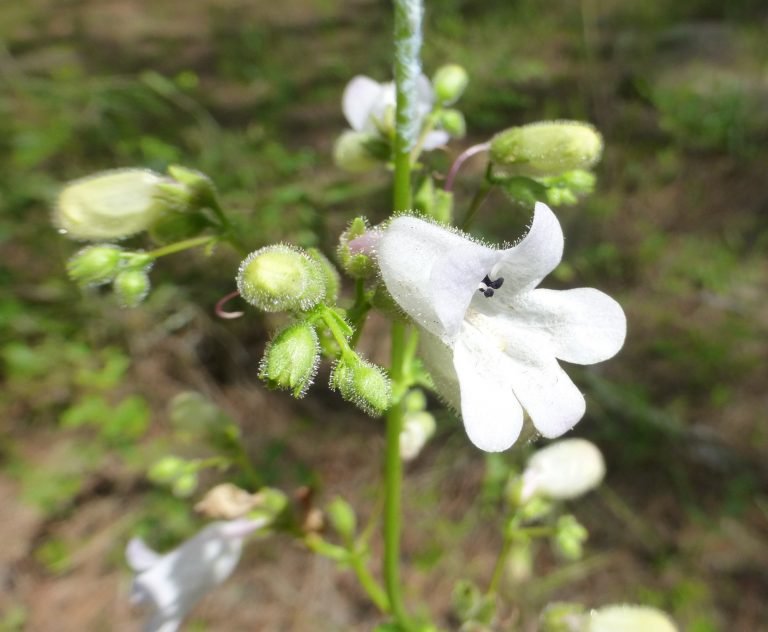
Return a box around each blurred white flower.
[520,438,605,501]
[55,169,164,241]
[588,605,678,632]
[126,518,266,632]
[342,74,450,151]
[399,411,437,461]
[376,202,626,452]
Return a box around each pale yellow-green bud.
[399,411,436,461]
[259,322,320,398]
[54,169,164,240]
[66,244,123,286]
[403,389,427,412]
[553,514,588,561]
[414,178,454,224]
[432,64,469,105]
[307,248,341,303]
[438,109,466,138]
[588,605,678,632]
[490,121,603,177]
[539,602,586,632]
[246,487,289,523]
[172,471,198,497]
[337,217,378,279]
[237,245,325,312]
[113,269,151,308]
[148,455,188,484]
[330,356,392,417]
[333,131,381,173]
[326,496,357,541]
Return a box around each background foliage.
[1,0,766,629]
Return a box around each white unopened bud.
[399,411,436,461]
[588,605,678,632]
[520,439,605,502]
[237,245,326,312]
[55,169,164,240]
[490,121,603,177]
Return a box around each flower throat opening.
[478,274,504,298]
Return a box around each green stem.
[487,536,513,596]
[145,235,218,259]
[350,553,390,613]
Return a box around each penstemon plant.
[52,1,678,631]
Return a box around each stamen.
[215,289,245,319]
[478,274,504,298]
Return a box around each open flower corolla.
[376,202,626,452]
[342,74,450,151]
[126,518,266,632]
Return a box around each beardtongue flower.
[126,518,266,632]
[375,202,627,451]
[342,74,450,151]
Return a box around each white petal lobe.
[342,76,383,132]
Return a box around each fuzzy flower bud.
[520,439,605,502]
[539,602,586,632]
[330,356,392,417]
[438,109,467,138]
[66,244,123,286]
[432,64,469,105]
[553,514,588,561]
[490,121,603,178]
[237,245,325,312]
[307,248,341,303]
[113,268,151,308]
[54,169,164,240]
[259,322,320,398]
[337,217,378,279]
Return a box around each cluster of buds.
[66,245,153,307]
[236,243,391,416]
[334,64,469,172]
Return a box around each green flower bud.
[326,496,357,541]
[66,244,123,286]
[54,169,164,240]
[113,269,151,308]
[237,245,325,312]
[148,209,209,245]
[490,121,603,178]
[148,455,188,484]
[307,248,341,303]
[553,514,588,561]
[172,471,199,497]
[539,602,586,632]
[403,389,427,413]
[452,579,494,624]
[333,131,382,173]
[259,322,320,397]
[248,487,290,523]
[337,217,378,279]
[414,178,454,223]
[432,64,469,105]
[330,356,392,417]
[438,109,466,138]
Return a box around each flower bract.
[376,202,626,451]
[126,518,266,632]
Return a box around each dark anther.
[479,274,504,298]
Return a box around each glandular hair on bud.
[237,245,325,313]
[307,248,341,303]
[432,64,469,105]
[54,169,165,241]
[337,217,378,279]
[330,356,392,417]
[333,131,381,173]
[66,244,123,286]
[113,269,151,308]
[259,322,320,398]
[490,121,603,178]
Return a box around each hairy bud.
[237,245,325,312]
[337,217,378,279]
[326,496,357,541]
[432,64,469,105]
[330,356,392,417]
[66,245,123,286]
[113,269,151,308]
[490,121,603,177]
[553,514,588,561]
[259,322,320,397]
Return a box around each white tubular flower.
[342,74,450,151]
[588,605,678,632]
[126,518,266,632]
[520,438,605,501]
[376,202,626,452]
[55,169,164,241]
